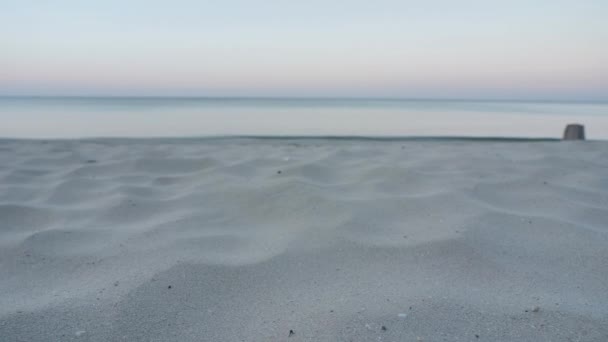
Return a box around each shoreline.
[0,135,566,142]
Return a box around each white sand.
[0,138,607,341]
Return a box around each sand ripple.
[0,138,607,341]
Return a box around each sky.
[1,0,607,100]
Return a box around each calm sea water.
[1,97,607,139]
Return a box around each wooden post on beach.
[563,124,585,140]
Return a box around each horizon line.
[1,95,607,104]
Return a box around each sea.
[0,97,607,139]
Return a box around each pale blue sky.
[1,0,607,99]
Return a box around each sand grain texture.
[0,138,607,341]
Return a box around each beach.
[0,137,607,341]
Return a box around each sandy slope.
[0,138,607,341]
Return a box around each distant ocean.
[1,97,607,139]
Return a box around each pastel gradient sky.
[1,0,607,100]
